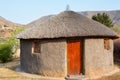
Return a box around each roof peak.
[65,4,70,11]
[57,11,80,18]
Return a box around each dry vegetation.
[0,58,64,80]
[111,26,120,35]
[0,58,120,80]
[90,72,120,80]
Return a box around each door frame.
[66,39,84,76]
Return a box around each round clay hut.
[17,11,119,79]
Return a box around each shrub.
[92,13,114,28]
[0,27,26,63]
[111,26,120,34]
[0,37,20,63]
[0,42,13,63]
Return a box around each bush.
[0,36,19,63]
[0,27,26,63]
[111,26,120,34]
[0,41,13,63]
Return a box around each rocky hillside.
[0,16,22,38]
[27,10,120,27]
[0,16,22,29]
[80,10,120,26]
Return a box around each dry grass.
[0,58,120,80]
[0,68,33,80]
[111,26,120,34]
[0,68,64,80]
[0,58,64,80]
[0,58,34,80]
[90,72,120,80]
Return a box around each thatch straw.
[17,11,119,39]
[27,15,53,28]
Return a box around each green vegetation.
[0,27,26,63]
[0,38,6,43]
[0,40,14,63]
[92,13,114,28]
[111,26,120,34]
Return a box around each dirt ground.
[0,58,64,80]
[0,58,120,80]
[90,71,120,80]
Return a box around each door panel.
[67,40,82,75]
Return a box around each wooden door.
[67,40,82,76]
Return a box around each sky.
[0,0,120,24]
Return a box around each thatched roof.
[27,15,53,28]
[17,11,119,39]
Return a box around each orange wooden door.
[67,40,82,75]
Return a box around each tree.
[0,27,26,63]
[92,13,113,28]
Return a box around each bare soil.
[0,58,64,80]
[0,58,120,80]
[90,71,120,80]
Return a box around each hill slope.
[80,10,120,26]
[0,16,21,29]
[0,16,22,38]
